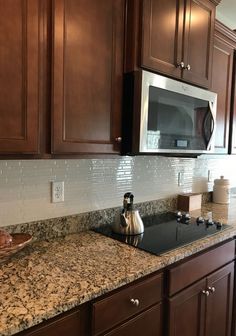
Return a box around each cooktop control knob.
[196,216,205,224]
[183,213,191,220]
[216,221,223,229]
[206,219,214,227]
[176,211,182,218]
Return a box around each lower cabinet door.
[168,278,206,336]
[104,303,162,336]
[205,262,234,336]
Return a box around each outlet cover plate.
[51,181,64,203]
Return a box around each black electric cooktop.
[94,212,230,255]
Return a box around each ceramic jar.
[213,176,230,204]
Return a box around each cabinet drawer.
[104,303,162,336]
[92,273,163,336]
[20,310,80,336]
[168,240,235,296]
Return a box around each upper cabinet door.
[0,0,40,154]
[52,0,124,154]
[141,0,184,79]
[211,34,234,153]
[182,0,215,88]
[140,0,215,88]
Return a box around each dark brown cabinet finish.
[92,272,163,336]
[211,21,236,153]
[141,0,183,79]
[229,50,236,154]
[205,263,234,336]
[168,278,206,336]
[140,0,215,88]
[181,0,215,87]
[0,0,41,154]
[168,263,234,336]
[104,303,162,336]
[52,0,125,154]
[17,308,83,336]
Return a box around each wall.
[1,155,236,227]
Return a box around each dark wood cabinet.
[168,278,206,336]
[168,263,234,336]
[167,240,235,336]
[52,0,125,154]
[128,0,216,88]
[0,0,41,154]
[92,272,163,336]
[141,0,183,79]
[229,51,236,154]
[205,263,234,336]
[211,21,236,153]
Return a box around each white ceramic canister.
[213,176,230,204]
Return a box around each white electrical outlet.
[51,181,64,203]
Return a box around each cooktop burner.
[93,212,230,255]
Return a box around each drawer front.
[92,273,163,336]
[104,303,162,336]
[168,240,235,296]
[21,310,80,336]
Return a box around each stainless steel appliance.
[112,193,144,235]
[94,211,230,255]
[122,71,217,155]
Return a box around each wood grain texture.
[52,0,125,154]
[182,0,215,88]
[0,0,40,153]
[92,272,163,336]
[141,0,183,78]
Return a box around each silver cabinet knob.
[208,286,216,293]
[115,137,122,143]
[176,61,185,69]
[185,64,191,71]
[130,298,140,307]
[202,290,210,296]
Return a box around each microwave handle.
[203,102,215,150]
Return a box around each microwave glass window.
[147,86,213,150]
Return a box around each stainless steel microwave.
[122,70,217,155]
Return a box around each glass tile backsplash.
[0,155,236,226]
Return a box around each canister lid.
[214,176,230,185]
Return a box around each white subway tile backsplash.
[0,155,236,227]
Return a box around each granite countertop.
[1,200,236,336]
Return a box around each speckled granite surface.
[1,197,235,336]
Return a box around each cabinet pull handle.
[184,64,191,71]
[130,298,140,307]
[208,286,216,293]
[202,290,210,296]
[176,61,185,69]
[115,137,122,143]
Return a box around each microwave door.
[203,102,215,150]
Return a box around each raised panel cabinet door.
[168,278,206,336]
[52,0,124,154]
[205,262,234,336]
[230,51,236,154]
[141,0,184,78]
[182,0,215,88]
[211,35,234,153]
[0,0,40,154]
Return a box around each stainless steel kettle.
[112,193,144,235]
